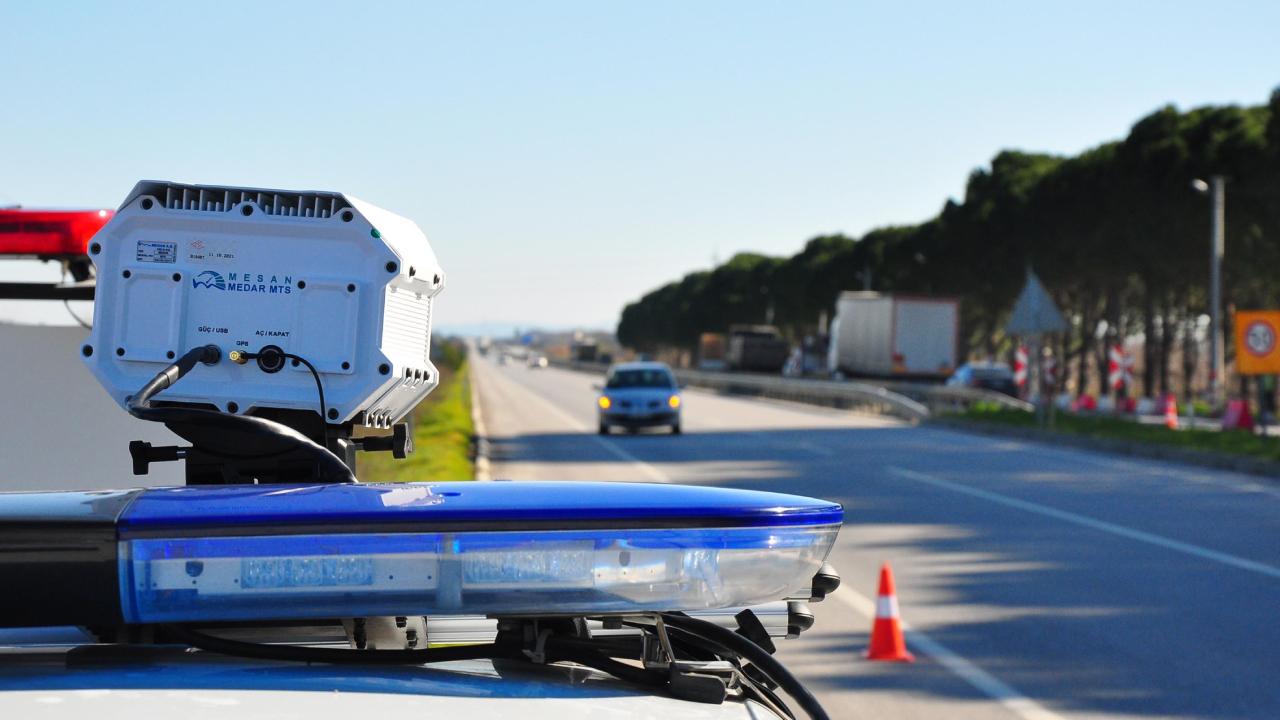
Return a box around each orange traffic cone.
[1164,394,1179,430]
[865,562,914,662]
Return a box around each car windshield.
[606,369,673,389]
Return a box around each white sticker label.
[136,240,177,264]
[186,238,237,264]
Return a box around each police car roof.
[0,634,772,718]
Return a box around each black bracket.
[734,608,777,654]
[356,423,413,459]
[0,282,94,301]
[128,441,189,476]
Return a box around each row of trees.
[617,89,1280,398]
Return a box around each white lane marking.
[831,587,1066,720]
[925,424,1280,499]
[888,466,1280,579]
[484,363,670,484]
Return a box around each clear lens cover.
[121,524,841,623]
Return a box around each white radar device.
[81,180,445,484]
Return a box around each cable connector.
[129,345,222,412]
[254,345,286,374]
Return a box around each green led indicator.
[371,228,381,239]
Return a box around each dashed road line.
[888,466,1280,579]
[480,361,669,484]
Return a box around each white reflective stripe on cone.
[876,595,900,618]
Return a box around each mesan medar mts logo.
[191,270,294,295]
[192,270,226,290]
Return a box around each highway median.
[939,403,1280,479]
[358,340,476,482]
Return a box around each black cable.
[167,619,810,714]
[283,352,328,445]
[168,625,509,665]
[63,298,91,329]
[735,667,796,720]
[130,345,223,407]
[168,625,667,691]
[618,620,796,716]
[127,346,355,484]
[660,613,829,720]
[132,406,355,484]
[235,350,330,445]
[544,641,667,688]
[59,265,92,330]
[170,624,666,688]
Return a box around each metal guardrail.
[544,358,1032,420]
[880,381,1035,414]
[673,369,929,421]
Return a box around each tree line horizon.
[616,88,1280,399]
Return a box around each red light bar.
[0,208,113,257]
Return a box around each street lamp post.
[1192,175,1226,406]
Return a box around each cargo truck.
[827,292,958,379]
[571,339,600,363]
[726,324,790,373]
[697,332,728,370]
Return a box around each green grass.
[954,402,1280,462]
[357,359,475,482]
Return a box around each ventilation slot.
[139,181,350,219]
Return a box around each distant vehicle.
[726,325,789,373]
[827,292,958,379]
[783,334,829,377]
[698,332,728,371]
[947,362,1018,397]
[572,340,600,363]
[597,361,682,435]
[528,354,549,369]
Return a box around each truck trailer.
[827,292,958,379]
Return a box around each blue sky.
[2,2,1278,332]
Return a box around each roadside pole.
[1209,176,1225,407]
[1193,175,1226,407]
[1029,337,1042,426]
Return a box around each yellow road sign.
[1235,310,1280,375]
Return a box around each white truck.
[827,291,958,379]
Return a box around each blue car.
[597,362,682,434]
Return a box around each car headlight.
[668,395,681,409]
[598,396,612,410]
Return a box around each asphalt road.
[473,355,1280,720]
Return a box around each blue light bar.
[116,482,842,624]
[118,482,843,530]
